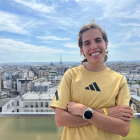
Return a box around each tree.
[136,80,140,85]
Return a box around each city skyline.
[0,0,140,63]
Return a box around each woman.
[50,21,134,140]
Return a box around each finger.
[123,113,133,118]
[121,117,132,121]
[123,110,133,116]
[121,106,133,113]
[121,105,131,109]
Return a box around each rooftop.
[22,86,57,100]
[0,98,13,107]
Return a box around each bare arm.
[95,105,133,121]
[55,107,90,127]
[55,105,133,127]
[66,102,132,137]
[87,110,131,137]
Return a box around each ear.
[105,41,108,50]
[80,47,85,56]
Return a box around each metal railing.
[0,113,140,118]
[0,112,55,117]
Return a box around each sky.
[0,0,140,63]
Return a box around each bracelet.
[102,108,108,115]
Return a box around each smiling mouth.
[90,52,101,56]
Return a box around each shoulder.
[106,67,126,82]
[107,67,125,78]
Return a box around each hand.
[67,102,87,116]
[107,105,133,121]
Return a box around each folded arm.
[82,109,131,137]
[55,102,133,137]
[55,108,90,127]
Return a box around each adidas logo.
[85,82,101,91]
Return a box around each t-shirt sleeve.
[116,76,135,117]
[50,69,72,110]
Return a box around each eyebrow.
[83,37,102,44]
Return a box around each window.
[12,102,14,106]
[25,102,28,107]
[17,101,19,106]
[41,102,43,107]
[24,109,28,112]
[30,102,33,107]
[46,102,48,107]
[7,104,10,109]
[17,109,19,112]
[36,102,38,107]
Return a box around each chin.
[89,59,104,64]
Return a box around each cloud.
[119,28,140,41]
[0,38,78,57]
[63,42,78,49]
[0,38,64,54]
[0,11,28,34]
[13,0,57,13]
[108,41,140,50]
[128,47,140,53]
[96,0,139,20]
[36,36,70,41]
[119,23,140,27]
[108,42,119,48]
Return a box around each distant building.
[17,76,37,94]
[0,73,1,91]
[33,81,51,92]
[130,70,139,74]
[50,61,54,66]
[60,54,63,65]
[38,69,49,79]
[56,67,65,75]
[3,79,12,90]
[21,86,57,112]
[129,84,140,113]
[0,93,21,113]
[48,70,62,83]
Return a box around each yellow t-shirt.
[50,65,134,140]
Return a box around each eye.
[96,40,102,42]
[85,43,90,46]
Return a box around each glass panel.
[30,102,33,108]
[36,102,38,107]
[46,102,48,107]
[17,101,19,106]
[25,102,28,107]
[0,118,139,140]
[41,102,43,107]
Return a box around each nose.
[90,41,97,49]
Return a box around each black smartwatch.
[83,107,93,121]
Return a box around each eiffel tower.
[60,54,63,65]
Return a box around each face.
[80,29,108,65]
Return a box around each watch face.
[84,110,93,119]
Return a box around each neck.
[85,62,106,72]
